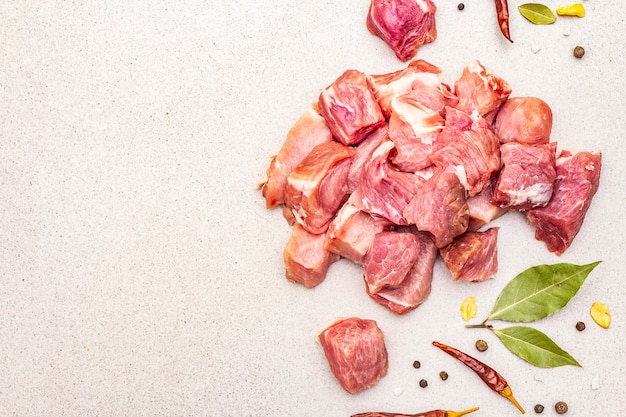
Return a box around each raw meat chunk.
[366,0,437,62]
[284,141,355,234]
[454,60,512,124]
[318,317,388,394]
[467,179,507,231]
[363,231,421,294]
[526,150,602,255]
[318,70,386,146]
[403,168,469,248]
[430,106,501,196]
[492,142,557,210]
[261,107,333,208]
[349,140,424,225]
[369,231,437,314]
[324,203,393,264]
[388,96,444,172]
[368,59,457,119]
[284,224,339,288]
[440,227,499,282]
[348,125,389,193]
[495,97,553,145]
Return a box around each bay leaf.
[494,326,581,367]
[488,261,601,322]
[518,3,557,25]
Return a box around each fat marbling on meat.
[284,224,339,288]
[318,317,388,394]
[440,227,499,282]
[526,149,602,255]
[366,0,437,62]
[495,96,553,145]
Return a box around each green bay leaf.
[494,326,581,367]
[518,3,557,25]
[488,261,601,322]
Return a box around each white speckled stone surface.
[1,1,625,416]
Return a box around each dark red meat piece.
[366,0,437,62]
[495,97,553,145]
[284,224,340,288]
[440,227,499,282]
[526,150,602,255]
[318,317,388,394]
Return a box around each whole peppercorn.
[458,3,465,10]
[576,321,586,331]
[555,401,568,414]
[573,46,585,58]
[475,339,488,352]
[413,360,421,369]
[439,371,449,381]
[419,379,428,388]
[534,404,545,413]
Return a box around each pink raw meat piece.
[366,0,437,62]
[492,142,557,210]
[318,317,388,394]
[363,231,421,294]
[284,224,340,288]
[347,124,389,193]
[495,96,553,145]
[284,141,355,234]
[440,227,499,282]
[454,60,512,124]
[526,150,602,255]
[318,69,386,146]
[467,179,507,231]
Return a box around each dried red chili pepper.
[432,341,525,414]
[494,0,513,42]
[352,407,479,417]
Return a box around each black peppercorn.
[534,404,544,413]
[439,371,448,381]
[573,46,585,59]
[555,401,568,414]
[576,321,586,331]
[419,379,428,388]
[413,360,421,369]
[475,339,488,352]
[458,3,465,10]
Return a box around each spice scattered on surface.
[573,45,585,58]
[556,3,586,17]
[440,371,449,381]
[562,25,572,36]
[458,3,465,10]
[475,339,489,352]
[575,321,586,331]
[393,387,404,396]
[534,404,545,413]
[413,360,421,369]
[591,376,600,390]
[531,45,541,53]
[518,3,557,25]
[590,301,610,328]
[555,401,568,414]
[460,296,477,321]
[419,379,428,388]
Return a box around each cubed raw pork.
[318,317,388,394]
[454,60,512,124]
[363,231,421,294]
[495,97,553,145]
[492,142,557,210]
[349,140,424,225]
[526,150,602,255]
[261,107,333,208]
[430,106,501,196]
[467,179,507,231]
[440,227,499,282]
[368,231,437,314]
[284,224,339,288]
[284,141,355,234]
[324,203,393,264]
[318,69,386,146]
[366,0,437,62]
[403,167,469,248]
[347,125,389,193]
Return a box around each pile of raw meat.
[259,59,602,317]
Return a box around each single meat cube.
[318,317,388,394]
[349,140,424,225]
[367,59,458,119]
[324,203,393,264]
[430,106,501,196]
[466,179,507,231]
[526,150,602,255]
[454,60,512,124]
[366,0,437,62]
[388,96,444,172]
[284,141,355,234]
[495,97,553,145]
[347,124,389,193]
[369,231,437,314]
[363,231,421,294]
[260,107,333,208]
[492,142,557,210]
[403,168,469,248]
[284,224,340,288]
[440,227,499,282]
[318,69,386,146]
